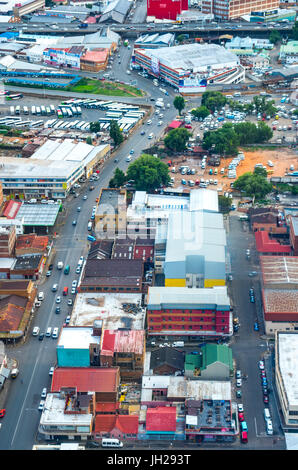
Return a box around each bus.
[46,107,51,115]
[23,106,29,115]
[57,109,63,119]
[50,105,55,114]
[31,105,36,115]
[36,106,41,115]
[15,105,20,115]
[66,108,73,118]
[6,93,23,100]
[76,106,82,115]
[41,105,47,115]
[10,106,14,115]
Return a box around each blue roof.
[0,32,19,39]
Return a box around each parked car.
[238,412,245,422]
[55,306,61,314]
[254,322,259,331]
[236,378,242,387]
[259,360,265,370]
[263,395,269,404]
[0,408,6,418]
[237,404,244,412]
[49,367,54,376]
[41,388,47,399]
[38,400,45,411]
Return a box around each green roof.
[201,344,233,372]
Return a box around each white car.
[71,287,76,295]
[236,370,241,379]
[52,284,58,292]
[41,388,47,399]
[38,400,45,411]
[237,404,244,412]
[72,280,77,288]
[259,360,265,370]
[49,367,54,376]
[65,315,71,324]
[236,379,242,387]
[56,296,61,304]
[32,326,40,336]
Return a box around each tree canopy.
[173,96,185,115]
[201,91,227,113]
[269,30,281,44]
[109,168,126,188]
[126,154,170,192]
[233,168,272,202]
[110,120,124,147]
[89,121,101,133]
[164,127,192,152]
[218,195,232,213]
[190,105,210,120]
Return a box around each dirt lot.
[170,147,297,194]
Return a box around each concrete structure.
[134,33,175,50]
[43,46,84,70]
[280,41,298,65]
[134,43,245,93]
[99,0,131,23]
[201,0,279,20]
[94,188,127,237]
[275,332,298,430]
[80,49,109,72]
[0,142,110,199]
[56,326,101,367]
[13,0,45,17]
[147,286,232,339]
[164,210,226,288]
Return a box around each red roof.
[101,329,145,356]
[94,414,138,434]
[50,367,119,393]
[255,231,291,254]
[81,49,109,64]
[3,200,21,219]
[146,406,176,432]
[168,120,183,129]
[95,402,119,413]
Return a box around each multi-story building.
[275,331,298,430]
[201,0,279,20]
[80,49,110,72]
[147,286,232,339]
[0,226,16,258]
[289,217,298,255]
[13,0,45,17]
[94,188,127,238]
[134,43,244,93]
[43,46,84,70]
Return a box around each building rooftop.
[39,393,93,428]
[57,327,101,349]
[147,286,230,310]
[260,256,298,287]
[13,254,42,271]
[262,288,298,314]
[277,332,298,408]
[100,329,145,356]
[15,203,60,227]
[81,258,143,288]
[255,231,291,254]
[51,367,119,393]
[71,292,145,330]
[81,49,109,63]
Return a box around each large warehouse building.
[134,43,245,93]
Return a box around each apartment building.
[201,0,279,20]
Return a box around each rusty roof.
[51,367,119,393]
[0,295,27,332]
[261,256,298,286]
[101,329,145,356]
[263,288,298,314]
[15,233,49,252]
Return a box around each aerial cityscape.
[0,0,297,454]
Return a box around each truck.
[155,101,164,108]
[57,261,64,270]
[172,341,184,348]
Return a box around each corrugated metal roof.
[146,406,176,432]
[147,286,230,310]
[51,367,119,393]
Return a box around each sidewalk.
[0,356,18,411]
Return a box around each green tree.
[176,34,186,44]
[233,169,272,202]
[201,91,227,113]
[110,120,123,147]
[218,195,232,213]
[233,121,273,145]
[191,105,210,120]
[252,96,277,117]
[291,21,298,40]
[173,96,185,115]
[126,154,170,192]
[269,30,281,44]
[109,168,126,188]
[164,128,191,153]
[86,136,93,145]
[202,123,239,156]
[89,121,101,133]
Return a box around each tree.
[269,30,281,45]
[109,120,123,147]
[86,136,93,145]
[218,195,232,213]
[252,96,277,117]
[191,105,210,120]
[233,169,272,202]
[109,168,126,188]
[89,121,101,133]
[291,21,298,40]
[176,34,186,44]
[126,154,170,192]
[233,121,273,145]
[164,128,191,153]
[173,96,185,115]
[202,123,239,156]
[201,91,227,113]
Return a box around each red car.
[241,431,248,443]
[261,370,266,377]
[0,409,6,418]
[185,124,192,129]
[263,395,269,404]
[238,412,245,422]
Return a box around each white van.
[148,133,154,139]
[87,221,92,231]
[52,327,59,339]
[38,292,44,301]
[46,327,52,337]
[32,326,40,336]
[266,419,273,435]
[264,408,271,422]
[101,438,123,448]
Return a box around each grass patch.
[66,78,145,97]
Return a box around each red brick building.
[201,0,279,20]
[289,217,298,256]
